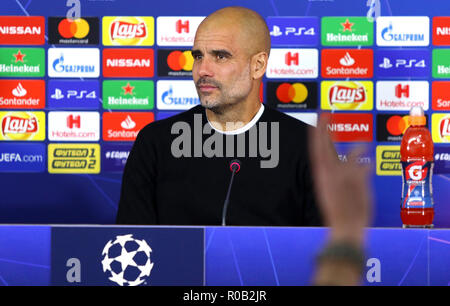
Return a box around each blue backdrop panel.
[0,226,51,286]
[50,226,204,286]
[0,225,449,286]
[0,0,449,227]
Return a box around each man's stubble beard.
[197,64,252,115]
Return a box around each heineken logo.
[0,48,45,77]
[433,49,450,78]
[322,17,373,46]
[103,80,154,110]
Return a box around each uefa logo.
[101,234,154,286]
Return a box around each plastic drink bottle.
[400,106,434,228]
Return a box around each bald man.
[116,7,323,226]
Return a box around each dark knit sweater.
[116,104,322,226]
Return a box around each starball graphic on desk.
[0,0,449,228]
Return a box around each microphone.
[221,159,241,226]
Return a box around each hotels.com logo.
[175,20,189,34]
[395,84,409,98]
[0,16,45,45]
[376,81,429,111]
[157,17,205,46]
[266,48,318,79]
[67,114,81,129]
[48,112,99,141]
[285,52,299,66]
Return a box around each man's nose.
[196,56,214,78]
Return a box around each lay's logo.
[103,17,154,46]
[440,117,450,139]
[432,113,450,143]
[0,111,45,141]
[330,84,366,104]
[321,81,373,111]
[111,20,147,40]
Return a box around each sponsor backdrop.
[1,225,450,286]
[1,0,450,228]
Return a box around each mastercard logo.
[386,115,410,136]
[58,18,90,39]
[167,50,193,71]
[276,83,308,103]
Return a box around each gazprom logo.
[376,17,429,46]
[52,54,95,73]
[381,23,425,42]
[161,86,199,106]
[157,80,200,110]
[48,48,100,78]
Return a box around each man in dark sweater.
[116,7,322,226]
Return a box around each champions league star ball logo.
[101,234,154,286]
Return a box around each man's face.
[191,25,253,111]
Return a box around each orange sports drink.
[400,106,434,228]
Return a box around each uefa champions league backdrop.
[1,0,450,227]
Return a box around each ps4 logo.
[379,58,426,69]
[270,25,316,37]
[51,88,97,100]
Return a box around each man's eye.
[217,53,227,60]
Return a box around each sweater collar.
[206,103,265,135]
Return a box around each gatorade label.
[401,161,434,209]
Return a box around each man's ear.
[251,52,269,80]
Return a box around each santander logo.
[121,116,136,130]
[12,83,27,97]
[339,52,355,66]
